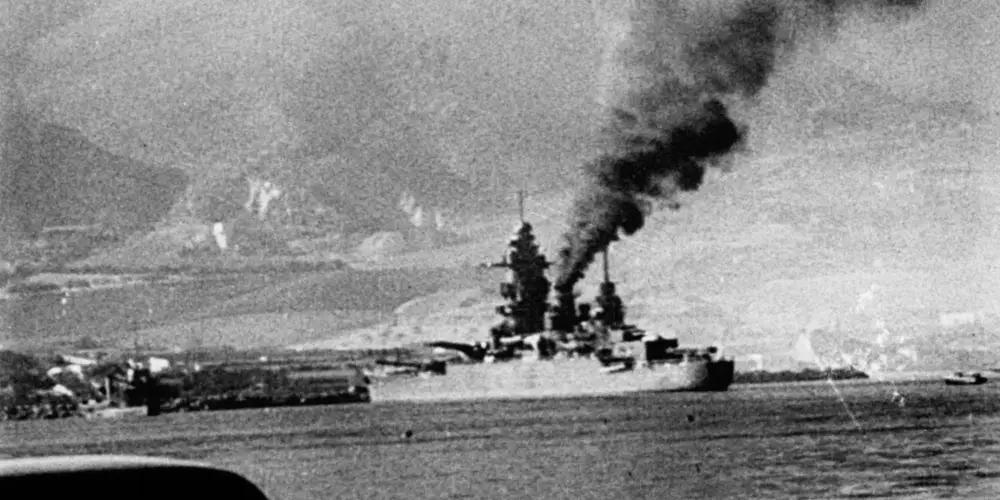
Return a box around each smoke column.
[554,0,927,293]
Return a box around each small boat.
[944,372,987,385]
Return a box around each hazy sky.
[1,0,997,241]
[827,0,999,113]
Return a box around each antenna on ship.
[517,189,525,223]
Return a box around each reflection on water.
[5,380,1000,498]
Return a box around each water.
[4,379,1000,499]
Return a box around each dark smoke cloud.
[554,0,928,293]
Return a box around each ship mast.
[488,191,552,337]
[517,189,525,224]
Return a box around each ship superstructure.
[482,208,658,365]
[485,219,554,357]
[392,194,735,401]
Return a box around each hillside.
[8,0,601,244]
[3,113,996,371]
[7,0,995,256]
[296,112,1000,372]
[1,0,998,372]
[1,115,187,237]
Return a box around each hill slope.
[309,113,999,372]
[13,0,601,233]
[2,116,187,235]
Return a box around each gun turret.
[486,193,552,335]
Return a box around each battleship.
[374,197,734,401]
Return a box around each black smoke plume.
[554,0,927,293]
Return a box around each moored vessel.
[376,195,734,401]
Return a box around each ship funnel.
[600,248,615,296]
[596,245,623,327]
[551,291,577,333]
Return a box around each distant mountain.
[1,111,187,236]
[10,0,600,242]
[4,0,994,273]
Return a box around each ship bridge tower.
[487,191,552,337]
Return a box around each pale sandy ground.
[135,310,384,351]
[288,287,497,351]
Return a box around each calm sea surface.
[4,379,1000,499]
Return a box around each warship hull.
[373,356,734,402]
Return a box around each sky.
[1,0,997,241]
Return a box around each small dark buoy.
[403,429,413,439]
[686,414,695,423]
